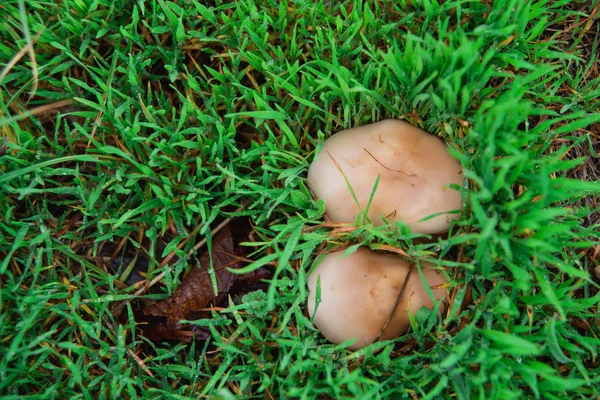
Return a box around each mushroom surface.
[307,119,462,234]
[307,248,446,350]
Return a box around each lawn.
[1,0,600,398]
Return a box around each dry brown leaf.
[145,223,238,322]
[138,219,272,342]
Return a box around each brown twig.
[374,263,413,343]
[186,217,233,259]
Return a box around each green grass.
[1,0,600,398]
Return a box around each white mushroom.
[307,248,447,350]
[307,119,462,234]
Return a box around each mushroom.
[307,248,447,350]
[307,119,462,234]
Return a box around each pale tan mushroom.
[307,248,447,350]
[307,119,462,234]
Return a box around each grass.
[1,0,600,398]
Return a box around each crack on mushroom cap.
[363,148,418,178]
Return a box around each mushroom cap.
[307,119,462,234]
[307,248,447,350]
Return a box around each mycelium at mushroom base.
[307,248,447,351]
[307,119,463,234]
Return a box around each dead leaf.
[145,223,239,321]
[137,218,272,342]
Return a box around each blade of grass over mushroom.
[310,275,323,324]
[326,151,366,225]
[361,174,380,225]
